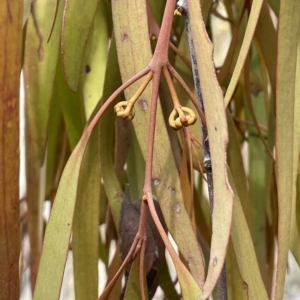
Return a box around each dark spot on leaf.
[67,223,70,226]
[85,65,91,73]
[122,33,128,42]
[242,282,248,290]
[137,99,148,110]
[212,256,218,267]
[215,127,217,131]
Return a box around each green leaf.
[61,0,99,91]
[226,242,248,300]
[55,58,86,149]
[224,0,264,107]
[73,125,101,300]
[25,117,45,289]
[255,1,277,97]
[127,131,145,201]
[33,133,90,300]
[229,169,268,300]
[24,0,65,164]
[112,0,206,288]
[34,91,116,300]
[82,0,109,118]
[289,37,300,266]
[45,91,64,199]
[99,37,123,226]
[226,111,250,226]
[274,1,300,299]
[158,259,180,300]
[123,255,147,300]
[291,40,300,266]
[245,45,268,278]
[186,1,234,297]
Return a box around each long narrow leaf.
[275,1,300,299]
[186,0,234,297]
[73,126,101,300]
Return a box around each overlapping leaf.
[275,1,300,299]
[186,0,234,297]
[24,0,65,164]
[61,0,100,91]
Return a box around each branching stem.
[97,0,209,298]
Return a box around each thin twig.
[177,1,228,299]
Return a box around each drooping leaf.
[25,117,45,290]
[45,89,64,200]
[82,0,110,118]
[226,111,250,225]
[226,242,248,300]
[73,125,101,300]
[274,1,300,299]
[33,133,90,300]
[55,57,86,149]
[61,0,100,91]
[186,0,234,297]
[123,255,147,300]
[229,169,268,300]
[244,48,268,279]
[224,0,264,107]
[24,0,65,164]
[289,37,300,266]
[158,258,180,300]
[33,69,118,300]
[98,37,123,226]
[255,0,277,97]
[127,131,145,201]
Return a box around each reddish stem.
[149,0,176,69]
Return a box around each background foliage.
[1,0,300,299]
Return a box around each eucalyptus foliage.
[1,0,300,299]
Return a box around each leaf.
[123,255,147,300]
[186,1,234,297]
[127,131,145,201]
[226,242,248,300]
[224,0,264,107]
[158,259,180,300]
[61,0,99,91]
[45,90,64,200]
[274,1,300,299]
[25,116,45,289]
[82,0,110,118]
[33,33,124,300]
[73,125,101,300]
[244,47,268,277]
[98,37,123,226]
[0,1,22,299]
[112,0,206,289]
[289,37,300,266]
[33,132,90,300]
[255,0,277,97]
[55,57,86,149]
[107,246,123,300]
[24,0,65,164]
[226,111,250,226]
[228,169,269,300]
